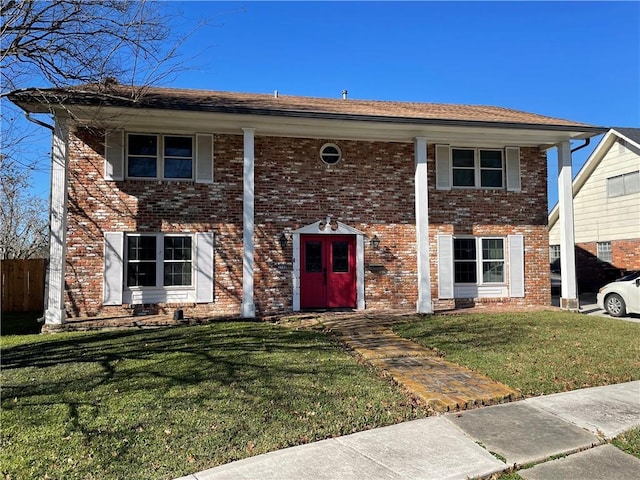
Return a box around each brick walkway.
[286,310,521,413]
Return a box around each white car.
[596,271,640,317]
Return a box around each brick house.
[9,84,604,325]
[549,128,640,292]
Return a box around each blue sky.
[22,1,640,209]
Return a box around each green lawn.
[613,427,640,459]
[1,322,427,480]
[393,311,640,396]
[2,310,638,479]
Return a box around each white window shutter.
[506,147,521,192]
[105,131,124,181]
[195,134,214,184]
[103,232,124,305]
[508,234,525,297]
[195,232,215,303]
[435,144,452,190]
[437,235,454,299]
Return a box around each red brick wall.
[65,129,244,317]
[63,129,550,317]
[574,239,640,292]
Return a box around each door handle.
[323,268,327,285]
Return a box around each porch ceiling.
[65,105,603,148]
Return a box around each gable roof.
[548,127,640,228]
[10,83,601,132]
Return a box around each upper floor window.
[320,143,342,165]
[607,171,640,198]
[452,148,504,188]
[127,134,193,180]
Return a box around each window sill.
[124,287,196,305]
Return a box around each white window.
[126,234,193,288]
[104,232,214,306]
[452,148,504,188]
[549,245,561,266]
[607,171,640,197]
[597,241,612,263]
[453,237,505,284]
[127,134,194,180]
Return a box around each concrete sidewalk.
[176,381,640,480]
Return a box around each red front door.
[300,235,356,309]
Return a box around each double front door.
[300,235,356,309]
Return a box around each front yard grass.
[613,427,640,459]
[393,311,640,396]
[1,321,427,480]
[3,310,638,479]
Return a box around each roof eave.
[7,88,605,137]
[548,129,622,227]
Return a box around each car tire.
[604,293,626,317]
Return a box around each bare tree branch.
[1,0,207,258]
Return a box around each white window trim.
[607,170,640,198]
[453,236,507,286]
[125,233,195,291]
[126,133,195,181]
[451,147,505,189]
[597,241,612,263]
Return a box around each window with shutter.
[436,145,521,191]
[196,134,214,183]
[508,234,525,298]
[196,232,215,303]
[103,232,124,305]
[105,131,124,181]
[435,145,452,190]
[437,235,454,298]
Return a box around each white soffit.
[67,106,599,148]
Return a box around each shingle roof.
[613,127,640,146]
[9,83,599,131]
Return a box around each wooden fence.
[1,259,46,313]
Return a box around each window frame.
[597,241,612,263]
[126,234,157,287]
[126,133,195,181]
[453,236,506,285]
[125,233,195,290]
[607,171,640,198]
[549,244,561,268]
[319,143,342,165]
[451,147,505,189]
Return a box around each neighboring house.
[549,128,640,292]
[9,84,604,325]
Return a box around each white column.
[415,137,433,313]
[557,141,578,309]
[241,128,256,318]
[356,234,365,310]
[292,233,301,311]
[43,119,69,325]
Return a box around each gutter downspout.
[23,112,54,323]
[571,137,590,154]
[24,111,54,131]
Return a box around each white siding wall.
[550,140,640,245]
